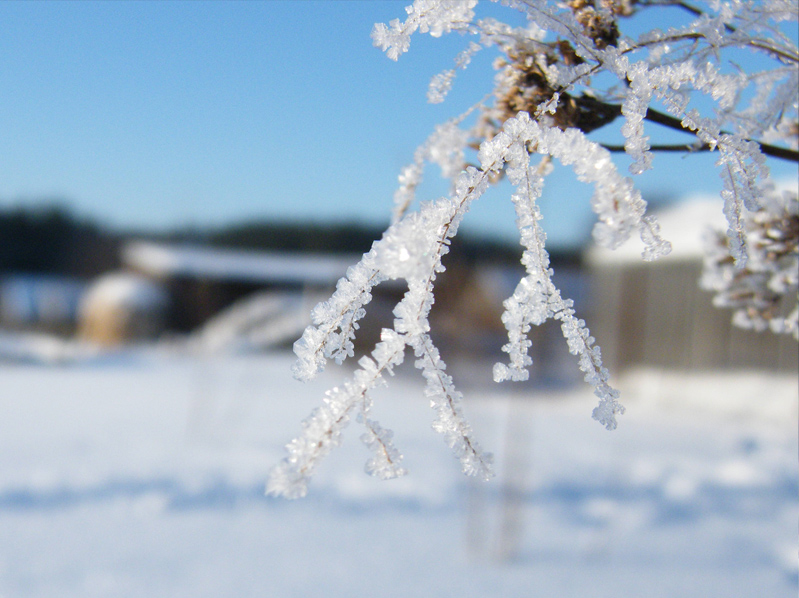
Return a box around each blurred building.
[121,240,364,333]
[0,274,86,335]
[586,198,797,372]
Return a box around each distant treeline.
[0,204,579,278]
[142,219,533,265]
[0,206,120,277]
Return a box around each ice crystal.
[371,0,477,61]
[427,42,481,104]
[622,63,653,175]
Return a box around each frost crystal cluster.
[268,0,799,498]
[702,183,799,339]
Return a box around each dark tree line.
[0,205,541,280]
[0,205,119,277]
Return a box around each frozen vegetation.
[270,0,798,497]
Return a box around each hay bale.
[78,272,169,346]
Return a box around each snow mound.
[192,290,322,354]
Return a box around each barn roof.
[123,241,362,286]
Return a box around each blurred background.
[0,2,796,597]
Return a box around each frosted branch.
[292,253,386,381]
[269,329,407,498]
[372,0,477,61]
[413,334,494,479]
[427,41,482,104]
[271,0,798,497]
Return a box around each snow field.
[0,350,795,597]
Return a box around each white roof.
[586,194,727,265]
[123,241,362,286]
[588,178,799,265]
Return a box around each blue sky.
[0,1,795,249]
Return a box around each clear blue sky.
[0,1,795,249]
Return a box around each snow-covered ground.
[0,348,796,597]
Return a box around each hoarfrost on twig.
[269,0,797,497]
